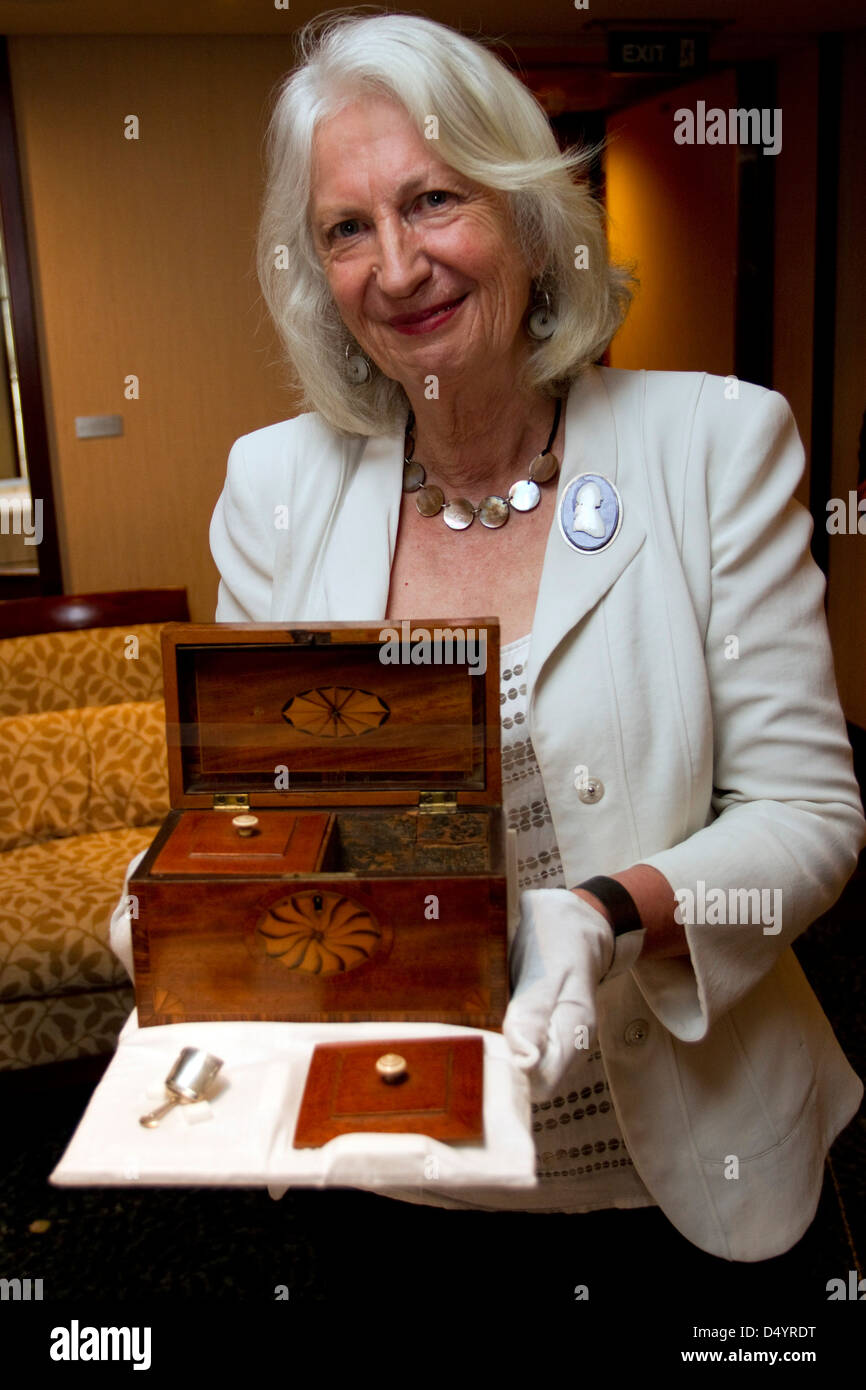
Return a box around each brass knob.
[375,1053,408,1084]
[232,814,260,838]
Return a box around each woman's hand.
[503,888,627,1095]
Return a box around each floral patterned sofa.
[0,590,188,1070]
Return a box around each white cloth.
[206,364,866,1260]
[50,1012,535,1195]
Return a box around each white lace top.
[378,633,659,1214]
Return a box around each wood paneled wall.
[9,36,304,620]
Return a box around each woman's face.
[310,93,534,392]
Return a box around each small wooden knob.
[232,814,260,838]
[376,1053,408,1084]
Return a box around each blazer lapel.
[527,367,647,712]
[321,427,404,620]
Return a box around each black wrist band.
[575,876,643,937]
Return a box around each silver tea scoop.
[139,1047,224,1128]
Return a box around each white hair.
[257,9,634,435]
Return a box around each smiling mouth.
[388,294,468,327]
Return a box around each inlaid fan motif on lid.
[281,686,390,738]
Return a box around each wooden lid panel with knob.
[149,810,335,876]
[293,1035,484,1147]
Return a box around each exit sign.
[608,32,708,76]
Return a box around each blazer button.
[624,1019,650,1046]
[574,772,604,804]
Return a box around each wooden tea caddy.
[130,620,511,1034]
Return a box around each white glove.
[503,888,644,1095]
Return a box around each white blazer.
[210,365,865,1261]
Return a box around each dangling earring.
[345,341,371,384]
[527,289,557,341]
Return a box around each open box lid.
[161,620,501,808]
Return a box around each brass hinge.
[213,793,250,811]
[417,791,458,814]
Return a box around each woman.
[208,12,864,1270]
